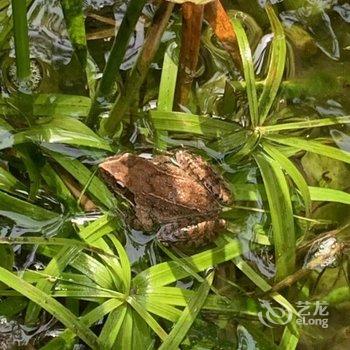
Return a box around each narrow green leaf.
[265,135,350,164]
[0,266,100,349]
[128,296,168,341]
[7,116,113,151]
[225,130,260,164]
[25,246,81,324]
[231,16,259,126]
[108,234,131,292]
[0,190,58,224]
[116,307,133,350]
[254,152,295,281]
[155,41,179,150]
[41,163,78,211]
[233,257,297,316]
[150,110,238,137]
[259,5,286,124]
[133,239,242,289]
[135,296,182,322]
[158,271,214,350]
[41,299,124,350]
[0,166,26,194]
[0,94,91,118]
[309,186,350,204]
[48,151,118,208]
[261,115,350,133]
[263,142,311,215]
[279,322,300,350]
[99,304,127,350]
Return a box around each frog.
[99,150,232,247]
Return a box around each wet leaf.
[158,271,213,349]
[0,266,101,349]
[258,5,286,124]
[254,152,295,281]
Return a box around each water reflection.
[26,0,73,66]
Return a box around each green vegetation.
[0,0,350,348]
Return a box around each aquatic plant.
[0,0,350,348]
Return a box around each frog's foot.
[156,219,226,248]
[175,150,232,205]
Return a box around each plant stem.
[204,0,242,70]
[101,2,174,137]
[174,3,204,109]
[11,0,31,81]
[86,0,147,129]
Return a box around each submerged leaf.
[254,152,295,281]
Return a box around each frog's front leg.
[175,150,232,205]
[156,219,226,248]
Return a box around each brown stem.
[102,2,174,136]
[87,13,116,26]
[175,3,204,109]
[204,0,242,70]
[59,172,97,212]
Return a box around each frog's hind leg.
[156,219,226,248]
[175,150,232,205]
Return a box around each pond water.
[0,0,350,349]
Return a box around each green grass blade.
[135,296,182,322]
[157,42,179,112]
[25,246,81,324]
[0,190,58,224]
[41,299,124,350]
[0,266,101,349]
[108,234,131,292]
[133,239,242,289]
[233,257,297,316]
[309,186,350,204]
[261,115,350,133]
[254,152,295,281]
[265,135,350,164]
[16,144,40,200]
[155,41,179,150]
[0,166,26,194]
[158,271,214,350]
[8,116,113,151]
[150,110,238,137]
[225,131,260,164]
[279,322,299,350]
[231,16,259,126]
[99,304,127,350]
[41,163,78,211]
[128,296,168,341]
[263,142,311,215]
[48,151,118,208]
[258,5,286,124]
[115,307,133,350]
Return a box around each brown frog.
[99,150,232,247]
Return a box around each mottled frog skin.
[99,150,232,247]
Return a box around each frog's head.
[99,153,136,189]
